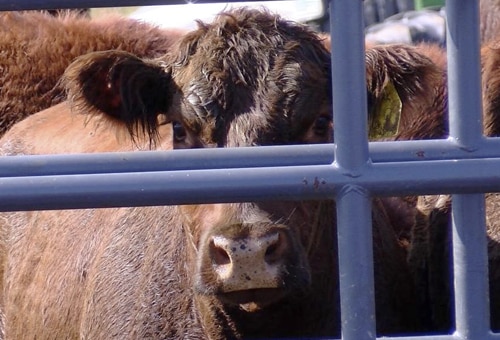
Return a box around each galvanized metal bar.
[452,194,490,338]
[0,144,334,177]
[446,0,483,147]
[336,186,376,340]
[6,156,500,211]
[363,158,500,195]
[9,138,500,178]
[330,0,375,339]
[0,0,257,11]
[446,0,490,338]
[370,138,500,163]
[0,165,334,211]
[330,0,369,172]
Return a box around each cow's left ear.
[62,50,174,140]
[368,80,402,139]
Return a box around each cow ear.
[62,50,174,141]
[368,80,402,139]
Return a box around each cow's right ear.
[62,50,174,140]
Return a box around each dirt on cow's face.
[166,8,333,149]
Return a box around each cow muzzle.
[210,230,286,292]
[195,223,311,311]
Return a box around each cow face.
[62,8,336,319]
[163,9,335,315]
[166,9,332,148]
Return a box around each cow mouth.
[218,288,287,312]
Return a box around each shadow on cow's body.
[0,8,450,339]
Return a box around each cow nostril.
[210,240,231,266]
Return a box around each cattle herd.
[0,2,497,339]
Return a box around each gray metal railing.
[0,0,495,339]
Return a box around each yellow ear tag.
[368,81,402,140]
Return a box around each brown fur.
[481,41,500,137]
[409,193,500,332]
[472,39,500,138]
[481,0,500,44]
[367,43,450,331]
[372,43,448,249]
[0,9,452,339]
[0,11,185,136]
[315,38,447,143]
[407,195,452,332]
[365,43,448,141]
[407,36,500,332]
[0,106,414,339]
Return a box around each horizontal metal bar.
[7,138,500,178]
[369,138,489,162]
[4,156,500,211]
[0,0,270,11]
[0,165,333,211]
[361,137,500,163]
[0,144,334,177]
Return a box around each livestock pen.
[0,0,493,339]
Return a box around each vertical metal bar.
[330,1,375,339]
[336,187,376,340]
[330,0,369,172]
[447,0,490,338]
[452,194,490,338]
[446,0,483,147]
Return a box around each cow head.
[63,8,337,337]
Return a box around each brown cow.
[0,10,185,136]
[406,38,500,333]
[0,8,449,339]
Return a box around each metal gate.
[0,0,494,339]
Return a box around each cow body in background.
[406,36,500,333]
[0,11,184,136]
[409,193,500,333]
[0,8,450,339]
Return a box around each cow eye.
[313,115,332,137]
[172,121,187,142]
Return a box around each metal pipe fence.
[0,0,495,339]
